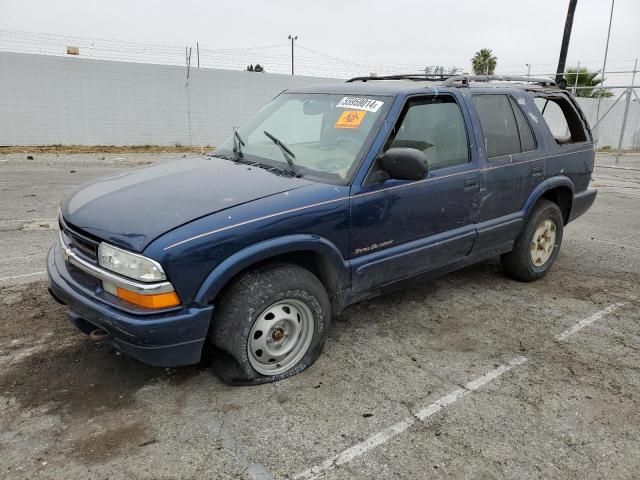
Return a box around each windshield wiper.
[233,129,245,159]
[263,130,301,177]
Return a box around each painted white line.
[590,239,640,251]
[0,271,47,283]
[293,356,527,480]
[555,303,626,341]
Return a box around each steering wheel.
[335,135,363,155]
[322,157,348,172]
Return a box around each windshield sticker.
[335,110,367,129]
[336,97,384,112]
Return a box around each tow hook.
[89,328,111,342]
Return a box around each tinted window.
[534,96,588,145]
[509,97,536,151]
[388,96,469,170]
[472,94,521,158]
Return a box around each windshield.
[216,93,391,183]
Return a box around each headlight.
[98,243,166,282]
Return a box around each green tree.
[471,49,497,75]
[564,67,613,98]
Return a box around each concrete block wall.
[1,52,638,149]
[0,52,337,146]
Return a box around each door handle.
[464,177,479,190]
[531,165,543,177]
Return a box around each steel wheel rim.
[248,299,314,376]
[530,219,557,267]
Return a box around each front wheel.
[501,200,564,282]
[210,263,331,385]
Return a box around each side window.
[472,94,521,158]
[509,97,536,152]
[534,96,588,145]
[386,96,469,170]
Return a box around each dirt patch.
[0,282,202,419]
[0,281,68,344]
[0,145,209,155]
[68,420,152,465]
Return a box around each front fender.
[523,176,575,219]
[193,234,350,304]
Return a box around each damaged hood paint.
[61,155,313,251]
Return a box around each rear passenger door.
[470,93,543,253]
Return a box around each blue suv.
[47,74,597,384]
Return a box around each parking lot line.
[555,303,626,341]
[589,239,640,251]
[293,356,528,480]
[293,303,628,479]
[0,271,46,283]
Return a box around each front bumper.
[47,243,213,367]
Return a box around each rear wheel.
[501,200,564,282]
[210,263,331,385]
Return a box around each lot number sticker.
[336,97,384,112]
[335,110,367,129]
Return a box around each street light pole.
[288,34,298,76]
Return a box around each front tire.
[501,200,564,282]
[210,263,331,385]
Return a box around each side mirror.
[380,148,428,181]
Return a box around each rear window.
[473,94,536,158]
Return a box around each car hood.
[61,155,313,252]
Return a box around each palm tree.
[471,49,497,75]
[564,67,613,98]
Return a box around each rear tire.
[210,263,331,385]
[501,200,564,282]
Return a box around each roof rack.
[442,75,557,88]
[345,73,456,83]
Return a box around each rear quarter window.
[534,96,588,145]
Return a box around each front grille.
[60,218,99,262]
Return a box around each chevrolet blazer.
[47,74,597,384]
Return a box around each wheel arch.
[524,176,575,225]
[194,234,350,310]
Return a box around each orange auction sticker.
[335,110,366,129]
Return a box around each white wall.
[0,52,338,146]
[1,52,638,149]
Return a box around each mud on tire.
[210,262,331,385]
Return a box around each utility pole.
[555,0,578,85]
[288,34,298,76]
[526,64,531,77]
[615,58,637,164]
[595,0,615,136]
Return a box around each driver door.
[349,93,480,293]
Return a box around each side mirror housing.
[380,148,428,181]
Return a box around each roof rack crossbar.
[346,73,457,83]
[442,75,557,87]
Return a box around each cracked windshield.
[216,93,390,182]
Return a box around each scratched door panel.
[349,169,478,293]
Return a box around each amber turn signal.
[116,287,180,309]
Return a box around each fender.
[194,234,350,304]
[523,175,575,220]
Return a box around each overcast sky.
[2,0,638,78]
